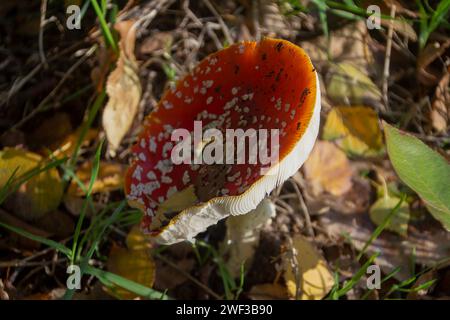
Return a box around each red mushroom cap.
[125,38,321,244]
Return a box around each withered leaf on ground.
[67,161,126,196]
[0,148,63,221]
[283,235,334,300]
[103,20,142,155]
[303,140,353,196]
[326,63,382,108]
[248,283,289,300]
[430,68,449,133]
[106,225,155,300]
[28,113,73,151]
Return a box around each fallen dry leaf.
[106,225,155,300]
[0,279,9,300]
[139,32,173,55]
[283,235,334,300]
[303,140,353,196]
[0,148,63,221]
[323,106,384,157]
[248,283,289,300]
[34,210,75,239]
[63,194,104,217]
[28,113,73,151]
[301,21,373,69]
[0,208,51,249]
[51,127,99,160]
[430,69,449,133]
[67,161,126,196]
[103,20,142,155]
[327,63,382,109]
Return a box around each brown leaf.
[51,128,99,160]
[63,194,104,217]
[34,210,75,238]
[303,140,353,196]
[139,32,173,55]
[0,279,9,300]
[103,20,142,155]
[430,69,449,133]
[301,21,373,68]
[0,208,51,249]
[28,113,73,151]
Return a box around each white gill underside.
[155,73,322,245]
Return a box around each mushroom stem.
[221,198,276,277]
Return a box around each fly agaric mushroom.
[125,38,321,244]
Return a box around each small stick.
[290,179,315,238]
[3,45,97,134]
[252,0,261,41]
[201,0,233,45]
[382,5,396,112]
[39,0,49,66]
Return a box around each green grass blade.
[335,252,379,298]
[90,0,118,52]
[0,221,71,257]
[357,195,406,261]
[85,265,171,300]
[69,90,106,168]
[71,139,104,263]
[0,157,66,205]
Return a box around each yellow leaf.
[52,128,99,159]
[67,161,126,196]
[303,140,353,196]
[102,20,142,155]
[0,148,63,221]
[283,235,334,300]
[323,106,384,157]
[248,283,289,300]
[106,226,155,300]
[327,62,382,106]
[126,224,152,251]
[369,195,410,237]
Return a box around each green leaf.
[384,122,450,230]
[369,195,410,237]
